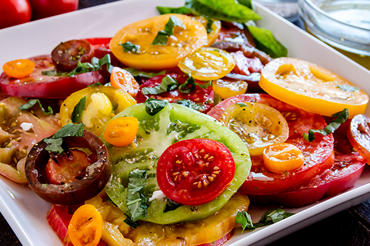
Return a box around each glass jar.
[298,0,370,70]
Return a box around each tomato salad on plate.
[0,0,370,245]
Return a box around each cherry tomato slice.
[51,39,95,72]
[263,143,304,173]
[103,117,139,147]
[220,102,289,156]
[212,78,248,99]
[178,47,236,81]
[157,139,235,206]
[347,114,370,163]
[68,204,104,246]
[110,67,140,97]
[260,57,369,118]
[2,59,35,78]
[208,94,335,195]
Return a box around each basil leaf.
[124,216,140,228]
[88,82,103,87]
[141,75,180,95]
[124,68,166,78]
[185,0,261,22]
[144,98,168,116]
[337,85,359,92]
[67,54,112,76]
[152,16,185,45]
[176,99,207,111]
[41,70,68,76]
[237,0,252,9]
[157,6,192,15]
[120,42,140,53]
[247,26,288,58]
[179,74,211,93]
[72,96,86,123]
[204,16,214,33]
[52,123,84,139]
[44,138,64,154]
[236,211,255,232]
[236,102,248,107]
[19,99,53,115]
[254,208,294,227]
[126,169,148,221]
[303,108,349,142]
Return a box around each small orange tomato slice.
[212,78,248,99]
[263,143,305,173]
[103,117,139,147]
[110,67,140,97]
[2,59,35,79]
[178,47,236,81]
[220,102,289,156]
[68,204,104,246]
[260,57,369,118]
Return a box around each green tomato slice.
[103,103,251,224]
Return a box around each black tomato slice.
[156,139,235,206]
[25,130,112,205]
[51,39,94,72]
[348,114,370,163]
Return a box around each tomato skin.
[0,55,110,98]
[248,153,366,207]
[28,0,78,20]
[0,0,31,29]
[136,73,214,113]
[208,94,335,195]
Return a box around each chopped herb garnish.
[176,99,207,111]
[152,16,185,45]
[19,99,53,115]
[236,211,255,232]
[236,102,248,107]
[141,75,180,95]
[44,138,64,154]
[126,169,149,221]
[44,123,84,154]
[144,98,168,116]
[157,6,192,15]
[71,96,86,123]
[124,216,140,228]
[88,82,103,87]
[337,85,359,92]
[204,16,214,33]
[179,74,211,93]
[120,42,140,53]
[303,108,349,142]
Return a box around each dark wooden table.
[2,1,370,245]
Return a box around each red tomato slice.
[248,153,366,207]
[208,94,335,195]
[156,139,235,206]
[136,73,214,113]
[0,55,110,98]
[348,114,370,163]
[84,38,121,67]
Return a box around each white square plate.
[1,0,370,245]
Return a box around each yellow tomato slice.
[190,16,221,46]
[178,47,236,81]
[110,14,207,70]
[260,57,369,118]
[212,78,248,99]
[220,102,289,156]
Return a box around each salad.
[0,0,370,246]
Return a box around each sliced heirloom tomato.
[110,67,140,97]
[110,14,207,70]
[157,139,236,206]
[84,38,121,67]
[0,55,111,98]
[103,103,251,224]
[347,114,370,163]
[208,94,335,195]
[2,59,35,79]
[260,57,369,118]
[249,153,366,207]
[25,130,112,205]
[60,85,136,136]
[212,78,248,99]
[136,73,213,113]
[189,16,221,46]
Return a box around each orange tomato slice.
[263,143,305,173]
[110,14,207,70]
[110,67,140,97]
[260,57,369,118]
[68,204,104,246]
[190,16,221,46]
[2,59,35,78]
[103,117,139,147]
[212,78,248,99]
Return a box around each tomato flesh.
[208,94,335,195]
[348,114,370,163]
[157,139,235,206]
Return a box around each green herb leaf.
[52,123,84,139]
[88,82,103,87]
[44,138,64,154]
[236,211,255,232]
[120,42,140,53]
[176,99,207,111]
[19,99,53,115]
[41,70,69,76]
[337,85,359,92]
[237,0,252,9]
[178,74,211,93]
[303,108,349,142]
[185,0,261,22]
[236,102,248,107]
[124,68,166,78]
[68,54,112,76]
[141,75,180,95]
[247,26,288,58]
[152,16,185,45]
[204,16,214,33]
[126,169,148,221]
[144,98,168,116]
[124,216,140,228]
[71,96,86,123]
[157,6,192,15]
[254,208,294,227]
